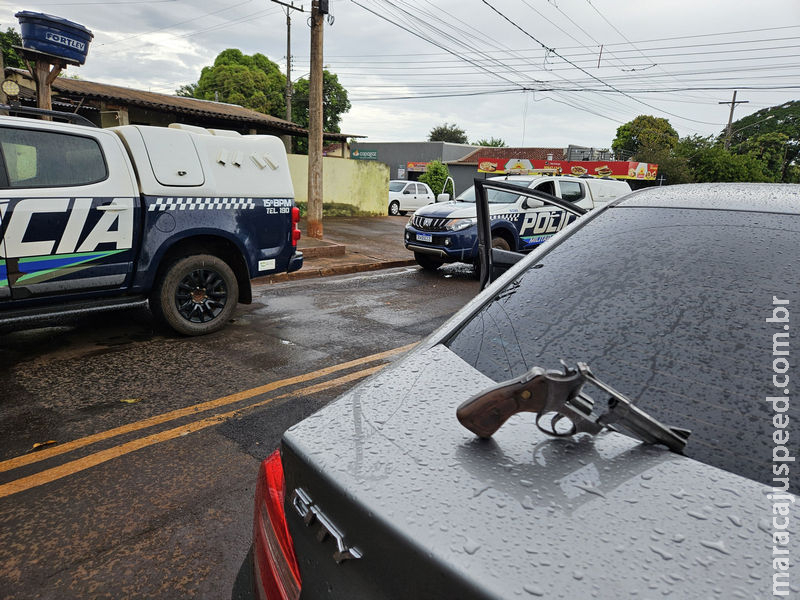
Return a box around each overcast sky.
[3,0,799,148]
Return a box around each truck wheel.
[473,236,511,279]
[414,252,443,271]
[491,236,511,252]
[152,254,239,336]
[389,200,403,216]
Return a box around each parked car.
[388,180,434,216]
[251,183,799,599]
[405,174,631,271]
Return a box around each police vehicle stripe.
[147,197,257,212]
[0,260,7,288]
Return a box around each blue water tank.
[15,12,93,65]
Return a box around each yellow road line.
[0,365,383,500]
[0,343,415,474]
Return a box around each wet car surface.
[252,184,800,599]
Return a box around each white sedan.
[388,180,434,216]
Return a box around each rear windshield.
[447,206,799,493]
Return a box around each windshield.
[389,181,407,192]
[446,205,800,493]
[456,182,527,204]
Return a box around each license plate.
[416,233,432,243]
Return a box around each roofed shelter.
[3,67,359,152]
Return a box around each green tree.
[735,131,789,181]
[674,134,716,160]
[689,145,769,183]
[635,144,693,185]
[428,122,468,144]
[612,115,679,159]
[291,69,351,154]
[727,101,800,182]
[175,83,197,98]
[1,27,23,69]
[473,137,506,147]
[418,160,454,197]
[191,49,286,116]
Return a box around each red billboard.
[477,158,658,180]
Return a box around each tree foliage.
[1,27,23,69]
[418,160,454,197]
[612,115,679,159]
[473,137,506,147]
[428,122,468,144]
[192,49,286,116]
[635,144,693,185]
[175,83,197,98]
[688,145,770,183]
[291,69,351,154]
[727,101,800,182]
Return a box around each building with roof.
[3,67,358,149]
[349,140,480,191]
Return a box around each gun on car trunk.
[457,361,691,454]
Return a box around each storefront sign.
[351,149,378,160]
[477,158,658,180]
[406,162,429,172]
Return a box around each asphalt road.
[0,265,479,599]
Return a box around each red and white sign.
[477,158,658,180]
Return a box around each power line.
[479,0,724,125]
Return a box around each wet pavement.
[0,263,480,599]
[257,215,417,283]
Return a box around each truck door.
[0,183,8,302]
[0,125,140,301]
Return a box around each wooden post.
[34,58,63,113]
[306,0,324,239]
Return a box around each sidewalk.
[253,216,417,284]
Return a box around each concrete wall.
[288,154,390,215]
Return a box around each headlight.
[445,218,477,232]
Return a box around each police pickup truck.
[404,174,631,271]
[0,110,302,335]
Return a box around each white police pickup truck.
[404,174,631,270]
[0,110,302,335]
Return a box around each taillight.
[291,207,301,247]
[252,450,301,600]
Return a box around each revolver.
[456,362,690,454]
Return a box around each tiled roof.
[8,68,358,140]
[449,147,567,165]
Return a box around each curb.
[253,259,417,285]
[298,242,346,259]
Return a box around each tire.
[491,236,511,252]
[414,252,443,271]
[389,200,401,216]
[151,254,239,336]
[473,236,512,279]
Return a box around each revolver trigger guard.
[535,411,577,438]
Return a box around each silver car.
[251,183,799,599]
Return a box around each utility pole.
[720,91,749,149]
[271,0,304,154]
[307,0,326,239]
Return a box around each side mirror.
[436,193,450,202]
[523,198,544,209]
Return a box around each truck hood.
[283,344,793,598]
[413,202,515,219]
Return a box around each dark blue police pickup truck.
[0,113,302,335]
